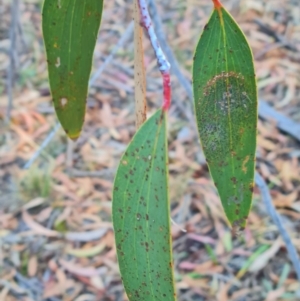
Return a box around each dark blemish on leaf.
[249,184,254,193]
[230,177,237,184]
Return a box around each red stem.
[162,72,171,111]
[212,0,222,8]
[137,0,171,112]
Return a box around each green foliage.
[112,109,176,301]
[42,0,103,140]
[41,0,258,298]
[192,4,257,230]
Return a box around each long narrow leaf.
[42,0,103,140]
[192,1,257,231]
[113,109,176,301]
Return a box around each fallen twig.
[23,122,61,169]
[89,21,134,87]
[258,100,300,141]
[255,172,300,280]
[254,19,298,53]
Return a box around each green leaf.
[42,0,103,140]
[112,109,176,301]
[192,2,257,230]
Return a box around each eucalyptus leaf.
[43,0,103,139]
[113,109,176,301]
[193,1,257,231]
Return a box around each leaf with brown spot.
[42,0,103,140]
[112,109,176,301]
[192,0,257,230]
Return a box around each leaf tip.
[67,131,81,141]
[231,219,246,238]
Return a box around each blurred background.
[0,0,300,300]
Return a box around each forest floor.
[0,0,300,300]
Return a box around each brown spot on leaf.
[242,155,250,173]
[230,177,237,184]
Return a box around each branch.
[137,0,171,110]
[148,0,202,131]
[255,172,300,280]
[133,0,147,129]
